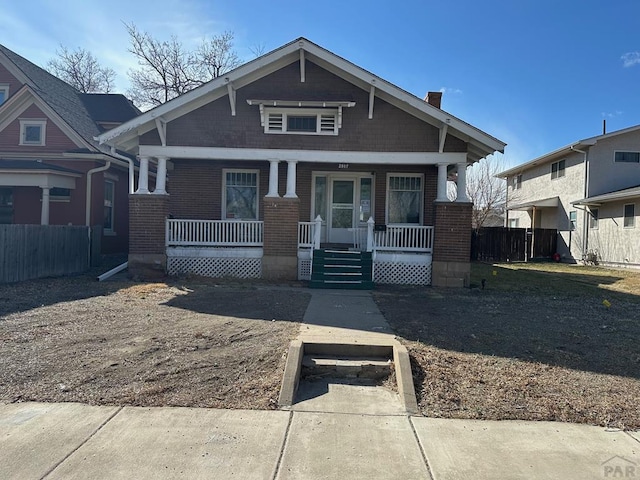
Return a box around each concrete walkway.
[1,289,639,479]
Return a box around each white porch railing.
[373,225,434,253]
[298,215,322,249]
[166,219,263,246]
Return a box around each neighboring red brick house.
[0,45,139,253]
[98,38,505,286]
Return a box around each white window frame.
[0,84,9,105]
[19,119,47,146]
[264,107,338,136]
[222,169,260,220]
[103,180,115,233]
[623,203,635,228]
[614,151,640,163]
[513,174,522,190]
[508,218,519,228]
[569,210,577,231]
[386,173,424,225]
[551,159,565,180]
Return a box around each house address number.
[338,163,349,169]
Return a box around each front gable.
[141,60,467,153]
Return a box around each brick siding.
[129,194,169,254]
[263,197,300,256]
[433,202,473,262]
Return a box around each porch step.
[310,249,373,290]
[302,354,392,380]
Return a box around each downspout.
[110,146,135,194]
[86,161,111,226]
[570,145,589,259]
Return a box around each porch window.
[387,174,422,224]
[589,208,599,229]
[104,180,115,232]
[624,204,635,228]
[224,170,258,220]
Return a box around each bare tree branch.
[47,45,116,93]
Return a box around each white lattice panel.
[298,259,312,280]
[374,261,432,285]
[168,256,262,279]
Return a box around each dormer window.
[19,119,47,146]
[248,99,355,136]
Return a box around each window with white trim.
[624,204,635,228]
[508,218,519,228]
[387,174,423,224]
[551,159,565,179]
[103,180,115,232]
[0,84,8,105]
[589,208,599,229]
[19,119,46,146]
[265,108,338,135]
[614,151,640,163]
[569,210,577,231]
[224,170,259,220]
[513,174,522,190]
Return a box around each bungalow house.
[98,38,505,286]
[0,44,140,253]
[498,124,640,268]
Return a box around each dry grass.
[374,262,640,429]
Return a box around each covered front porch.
[165,217,434,285]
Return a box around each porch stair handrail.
[298,215,323,249]
[166,219,263,247]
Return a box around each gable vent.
[267,113,284,132]
[320,114,336,133]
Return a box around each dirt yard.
[0,274,309,410]
[373,262,640,429]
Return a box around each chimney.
[425,91,442,109]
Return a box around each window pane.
[388,176,421,224]
[103,182,114,230]
[589,209,598,229]
[615,152,640,163]
[0,91,5,104]
[287,116,317,132]
[226,172,257,219]
[332,180,353,204]
[359,178,371,221]
[314,176,326,220]
[24,125,41,143]
[569,211,577,230]
[624,204,635,228]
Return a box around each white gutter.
[97,261,128,281]
[109,146,135,194]
[85,161,111,226]
[570,145,589,259]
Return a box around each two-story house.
[499,125,640,267]
[0,44,140,253]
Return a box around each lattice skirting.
[167,256,262,279]
[374,261,432,285]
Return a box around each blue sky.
[2,0,640,168]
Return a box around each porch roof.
[508,196,559,211]
[572,185,640,206]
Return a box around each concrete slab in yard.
[0,402,119,480]
[292,379,406,415]
[629,431,640,443]
[276,412,429,480]
[412,418,640,480]
[47,407,291,480]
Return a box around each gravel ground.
[373,262,640,429]
[0,275,309,410]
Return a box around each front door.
[329,179,355,243]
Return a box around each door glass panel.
[314,176,326,221]
[359,178,371,221]
[333,180,353,204]
[331,180,354,229]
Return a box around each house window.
[513,174,522,190]
[551,159,565,179]
[50,187,71,202]
[589,208,599,229]
[103,180,115,232]
[224,170,258,220]
[265,108,338,135]
[569,210,577,231]
[0,84,8,105]
[387,174,422,224]
[19,119,46,146]
[624,204,635,228]
[508,218,519,228]
[614,151,640,163]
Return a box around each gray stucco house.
[498,125,640,268]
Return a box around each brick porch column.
[128,194,169,279]
[432,201,473,287]
[262,197,299,280]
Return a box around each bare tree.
[125,23,241,110]
[47,46,116,93]
[449,155,509,229]
[249,42,267,58]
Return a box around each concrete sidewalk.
[2,289,639,479]
[1,402,639,479]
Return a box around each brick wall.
[129,194,169,254]
[433,202,473,262]
[263,197,299,256]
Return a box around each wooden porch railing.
[298,215,322,249]
[166,219,263,246]
[373,225,434,253]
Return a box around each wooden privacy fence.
[471,227,557,262]
[0,225,90,283]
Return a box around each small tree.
[47,46,116,93]
[125,23,241,110]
